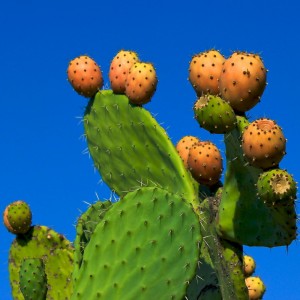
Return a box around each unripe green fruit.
[257,169,297,205]
[3,201,32,234]
[194,94,236,134]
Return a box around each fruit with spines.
[109,50,139,94]
[67,55,103,98]
[187,141,223,186]
[243,255,256,277]
[125,62,157,105]
[219,51,267,112]
[3,201,32,235]
[19,258,47,300]
[189,49,225,96]
[257,169,297,205]
[175,135,201,168]
[242,118,286,169]
[194,94,236,134]
[245,276,266,300]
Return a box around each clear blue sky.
[0,1,299,299]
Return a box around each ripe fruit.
[125,62,158,105]
[257,169,297,205]
[243,255,256,277]
[176,136,201,168]
[187,141,223,186]
[245,276,266,300]
[3,201,32,234]
[242,118,286,169]
[219,51,267,112]
[109,50,139,94]
[194,94,236,134]
[67,55,103,98]
[189,49,225,96]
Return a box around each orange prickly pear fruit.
[189,49,225,96]
[245,276,266,300]
[109,50,139,94]
[219,51,267,112]
[243,255,256,277]
[125,62,158,105]
[175,136,201,168]
[187,141,223,186]
[242,118,286,169]
[67,55,103,98]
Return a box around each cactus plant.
[3,48,298,300]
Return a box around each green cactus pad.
[194,95,236,134]
[216,120,297,246]
[84,90,198,208]
[73,200,112,283]
[72,187,202,300]
[198,287,222,300]
[19,258,47,300]
[186,237,220,299]
[3,201,32,234]
[196,198,248,300]
[257,169,297,205]
[9,225,74,300]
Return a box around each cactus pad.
[72,187,202,299]
[84,90,197,207]
[19,258,47,300]
[73,200,112,283]
[9,225,74,300]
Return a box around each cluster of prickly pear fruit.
[3,48,298,300]
[243,255,266,300]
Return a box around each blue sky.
[0,1,299,299]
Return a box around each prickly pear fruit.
[175,135,200,168]
[67,55,103,98]
[189,49,225,96]
[20,258,47,300]
[187,141,223,186]
[109,50,139,94]
[243,255,256,277]
[242,118,286,169]
[245,276,266,300]
[257,169,297,205]
[125,62,157,105]
[219,51,267,112]
[3,201,32,234]
[194,94,236,134]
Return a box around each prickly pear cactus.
[9,225,74,300]
[4,48,298,300]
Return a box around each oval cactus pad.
[83,90,197,207]
[73,187,202,299]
